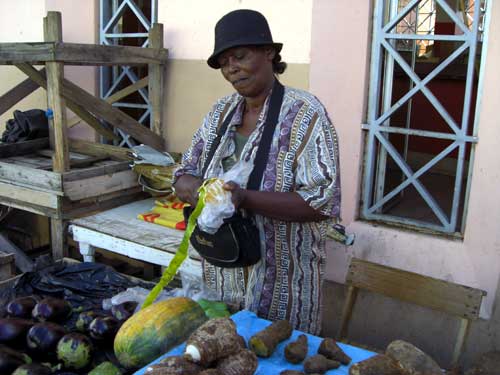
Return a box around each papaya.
[114,297,207,369]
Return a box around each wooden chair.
[337,258,486,366]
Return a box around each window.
[99,0,158,147]
[361,0,488,234]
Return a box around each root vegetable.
[280,371,305,375]
[304,354,340,373]
[249,320,292,358]
[216,349,258,375]
[184,318,243,366]
[198,370,222,375]
[348,354,408,375]
[285,334,308,364]
[318,338,351,365]
[144,355,203,374]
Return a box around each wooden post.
[451,317,470,366]
[337,285,359,341]
[44,11,69,173]
[45,12,69,260]
[148,23,164,140]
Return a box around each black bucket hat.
[207,9,283,69]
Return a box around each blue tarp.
[134,310,376,375]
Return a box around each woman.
[173,9,340,335]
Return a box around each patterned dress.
[174,84,340,335]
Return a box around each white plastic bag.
[197,160,253,234]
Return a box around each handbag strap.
[201,79,285,191]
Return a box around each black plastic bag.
[1,109,49,143]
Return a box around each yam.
[144,355,203,375]
[303,354,340,373]
[216,349,258,375]
[349,354,408,375]
[184,318,243,366]
[318,338,351,365]
[285,334,308,364]
[249,320,293,358]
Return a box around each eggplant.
[26,322,67,353]
[111,301,138,322]
[7,296,40,319]
[0,318,34,344]
[12,363,52,375]
[32,297,72,322]
[89,316,120,341]
[56,333,93,370]
[0,345,31,373]
[75,311,102,333]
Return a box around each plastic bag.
[102,286,172,312]
[197,160,253,234]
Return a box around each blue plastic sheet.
[134,310,376,375]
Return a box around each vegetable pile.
[0,293,141,374]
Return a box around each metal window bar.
[362,0,486,234]
[99,0,158,147]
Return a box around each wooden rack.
[0,12,168,260]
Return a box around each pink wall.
[45,0,97,141]
[310,0,500,318]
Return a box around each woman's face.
[217,46,275,98]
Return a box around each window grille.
[99,0,158,147]
[361,0,488,234]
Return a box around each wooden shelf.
[0,11,166,260]
[0,42,168,66]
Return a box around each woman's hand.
[173,174,202,206]
[223,180,247,209]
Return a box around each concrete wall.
[311,0,500,368]
[0,0,96,140]
[157,0,312,152]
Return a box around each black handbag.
[185,79,285,268]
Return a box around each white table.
[69,198,202,279]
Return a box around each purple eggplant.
[111,301,138,321]
[0,345,31,373]
[75,311,103,333]
[32,297,71,322]
[26,322,67,353]
[0,318,34,344]
[89,316,120,341]
[7,296,40,319]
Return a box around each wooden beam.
[61,77,164,150]
[0,68,45,116]
[0,138,49,158]
[0,180,59,209]
[0,43,168,66]
[15,63,119,141]
[0,43,55,65]
[149,23,164,137]
[50,216,67,260]
[68,138,132,161]
[67,77,149,128]
[63,169,138,201]
[54,42,168,65]
[45,11,69,172]
[0,161,63,193]
[63,160,131,182]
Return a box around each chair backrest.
[346,258,485,320]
